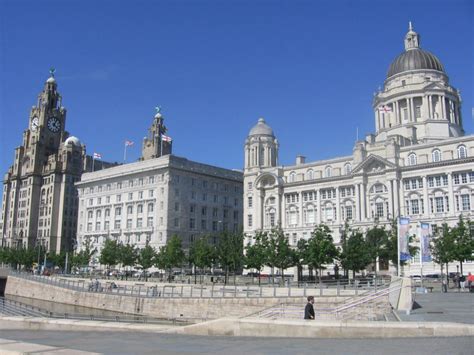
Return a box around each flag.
[93,152,102,159]
[161,134,172,142]
[378,105,392,113]
[420,223,432,263]
[398,217,411,261]
[125,140,134,146]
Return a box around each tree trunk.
[460,261,463,275]
[352,269,355,280]
[318,268,322,285]
[446,263,449,287]
[280,267,285,287]
[225,266,229,285]
[258,270,261,286]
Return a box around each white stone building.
[243,24,473,275]
[76,113,243,265]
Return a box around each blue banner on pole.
[398,217,411,261]
[420,223,432,262]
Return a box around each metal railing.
[255,281,403,321]
[0,297,188,325]
[9,271,391,299]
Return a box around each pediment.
[423,82,446,91]
[352,154,396,174]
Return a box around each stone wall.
[5,276,344,322]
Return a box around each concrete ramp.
[171,317,474,338]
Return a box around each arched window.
[344,163,352,175]
[115,207,121,216]
[137,204,143,214]
[87,211,93,219]
[407,153,417,166]
[105,208,110,217]
[96,210,102,218]
[289,171,296,183]
[432,149,442,162]
[306,169,314,180]
[457,145,467,159]
[147,203,154,213]
[127,205,133,214]
[325,166,332,178]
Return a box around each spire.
[404,21,420,50]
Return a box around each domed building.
[243,24,474,277]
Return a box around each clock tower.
[0,71,86,253]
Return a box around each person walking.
[467,272,474,292]
[304,296,315,320]
[459,274,466,291]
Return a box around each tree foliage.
[265,228,294,285]
[306,224,339,282]
[216,231,244,285]
[340,230,371,278]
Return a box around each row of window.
[407,145,467,166]
[287,164,353,182]
[87,203,155,220]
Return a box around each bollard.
[337,280,340,296]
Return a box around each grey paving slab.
[397,292,474,324]
[0,330,472,355]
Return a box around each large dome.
[249,118,274,137]
[387,48,444,78]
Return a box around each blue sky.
[1,0,472,176]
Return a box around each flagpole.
[123,144,127,162]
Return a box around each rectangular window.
[248,196,253,208]
[104,221,109,230]
[461,194,470,211]
[212,221,218,231]
[175,202,180,212]
[442,175,448,186]
[453,174,460,185]
[410,199,419,215]
[213,208,218,217]
[461,173,468,184]
[376,202,384,217]
[114,220,121,229]
[87,222,92,231]
[149,190,154,198]
[201,220,207,230]
[345,206,352,220]
[435,197,444,213]
[126,219,132,229]
[137,218,142,228]
[190,204,195,213]
[248,182,253,190]
[435,176,441,187]
[116,194,121,202]
[190,218,195,229]
[248,215,253,227]
[201,206,207,216]
[147,217,153,227]
[415,106,421,118]
[428,177,434,188]
[411,180,417,190]
[404,181,410,190]
[174,218,179,227]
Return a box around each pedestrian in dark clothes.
[304,296,315,319]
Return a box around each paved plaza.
[0,330,472,355]
[398,292,474,324]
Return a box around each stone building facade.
[0,74,115,253]
[75,113,243,266]
[243,25,473,275]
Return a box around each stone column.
[427,95,432,118]
[300,192,304,226]
[409,97,415,122]
[316,189,321,224]
[361,183,367,220]
[422,176,429,217]
[336,187,340,224]
[394,101,399,125]
[441,95,446,120]
[355,184,361,221]
[447,172,454,213]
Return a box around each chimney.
[296,155,306,165]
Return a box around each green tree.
[245,231,269,286]
[155,235,185,281]
[71,237,97,273]
[340,230,371,278]
[365,225,389,275]
[118,244,137,280]
[451,216,474,275]
[99,239,120,278]
[265,228,294,286]
[431,223,456,286]
[137,245,156,281]
[306,224,339,283]
[189,236,215,284]
[48,252,67,270]
[216,231,244,285]
[293,238,308,286]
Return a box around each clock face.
[31,117,39,131]
[47,117,61,133]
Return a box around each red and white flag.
[125,140,134,146]
[93,152,102,159]
[378,105,392,113]
[161,134,172,142]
